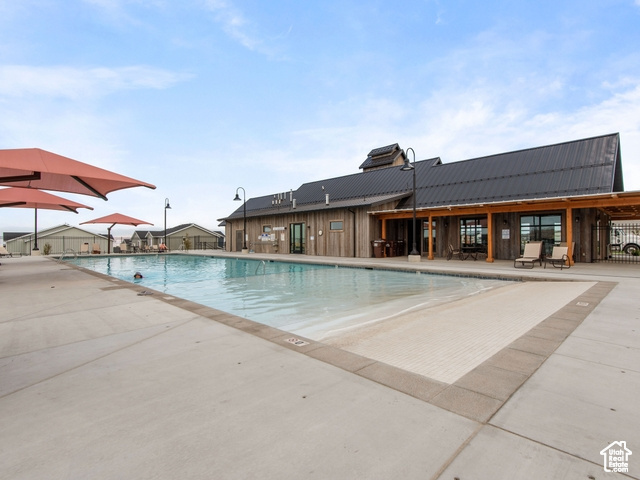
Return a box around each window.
[460,217,487,247]
[520,214,561,256]
[262,225,272,233]
[422,220,436,252]
[330,221,343,231]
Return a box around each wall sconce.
[444,222,448,228]
[575,216,580,223]
[503,219,508,226]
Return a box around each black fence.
[592,223,640,264]
[6,235,109,256]
[6,234,224,256]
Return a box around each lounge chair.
[446,244,463,261]
[80,243,90,255]
[544,246,570,269]
[151,245,159,253]
[0,245,14,258]
[119,243,128,253]
[514,241,543,268]
[92,243,101,254]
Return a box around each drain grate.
[285,337,309,347]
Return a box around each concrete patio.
[0,253,638,479]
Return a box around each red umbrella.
[81,213,153,253]
[0,148,156,200]
[0,187,93,251]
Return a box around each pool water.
[70,255,511,340]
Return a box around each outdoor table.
[461,246,486,260]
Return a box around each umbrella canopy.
[0,186,93,212]
[81,213,153,253]
[0,148,156,200]
[0,187,93,252]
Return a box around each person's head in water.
[134,272,143,279]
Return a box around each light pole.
[400,147,420,259]
[233,187,247,252]
[164,198,171,248]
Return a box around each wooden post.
[486,211,494,262]
[566,207,574,265]
[428,214,434,260]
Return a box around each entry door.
[290,223,305,254]
[235,230,244,252]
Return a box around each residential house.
[3,224,109,255]
[131,223,224,251]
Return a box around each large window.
[460,217,487,247]
[520,214,561,256]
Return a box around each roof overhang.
[371,191,640,220]
[221,192,411,221]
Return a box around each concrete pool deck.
[1,253,638,479]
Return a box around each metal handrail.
[58,248,77,263]
[255,260,266,275]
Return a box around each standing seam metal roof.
[223,133,622,220]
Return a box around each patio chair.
[0,245,14,258]
[80,243,90,255]
[514,241,543,268]
[119,243,128,253]
[544,245,570,269]
[446,244,463,261]
[151,245,159,253]
[92,243,101,254]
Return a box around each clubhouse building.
[221,133,640,263]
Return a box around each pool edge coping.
[57,256,617,423]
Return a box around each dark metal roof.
[223,133,622,220]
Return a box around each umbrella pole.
[33,208,39,251]
[107,223,115,254]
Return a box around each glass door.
[290,223,305,254]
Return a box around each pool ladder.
[255,260,266,275]
[58,248,77,263]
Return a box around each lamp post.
[233,187,247,253]
[400,147,420,260]
[164,198,171,248]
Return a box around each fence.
[166,235,224,251]
[592,223,640,264]
[6,236,109,256]
[6,234,225,256]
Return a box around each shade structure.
[0,187,93,252]
[0,187,93,213]
[81,213,153,253]
[0,148,156,200]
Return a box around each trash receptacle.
[371,240,385,258]
[386,240,396,257]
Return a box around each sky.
[1,0,640,240]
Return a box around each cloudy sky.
[1,0,640,239]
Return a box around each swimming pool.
[69,255,512,340]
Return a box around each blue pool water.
[69,255,511,340]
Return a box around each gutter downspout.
[348,209,356,257]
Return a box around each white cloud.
[202,0,284,57]
[0,65,191,99]
[204,0,259,50]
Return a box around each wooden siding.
[225,202,607,262]
[225,206,378,257]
